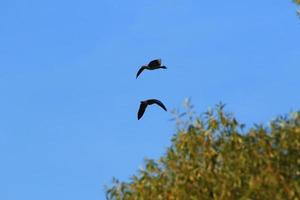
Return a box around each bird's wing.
[147,99,167,111]
[136,66,146,78]
[137,102,147,120]
[148,59,161,67]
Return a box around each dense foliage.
[106,104,300,200]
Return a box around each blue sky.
[0,0,299,199]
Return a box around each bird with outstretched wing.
[137,99,167,120]
[136,59,167,78]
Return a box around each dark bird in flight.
[137,99,167,120]
[136,59,167,78]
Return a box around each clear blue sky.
[0,0,299,199]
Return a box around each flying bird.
[136,59,167,78]
[137,99,167,120]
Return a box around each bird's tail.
[160,66,167,69]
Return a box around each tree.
[106,103,300,200]
[294,0,300,16]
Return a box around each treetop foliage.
[106,103,300,200]
[294,0,300,16]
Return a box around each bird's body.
[137,99,167,120]
[136,59,167,78]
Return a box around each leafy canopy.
[106,103,300,200]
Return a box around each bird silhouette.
[137,99,167,120]
[136,59,167,78]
